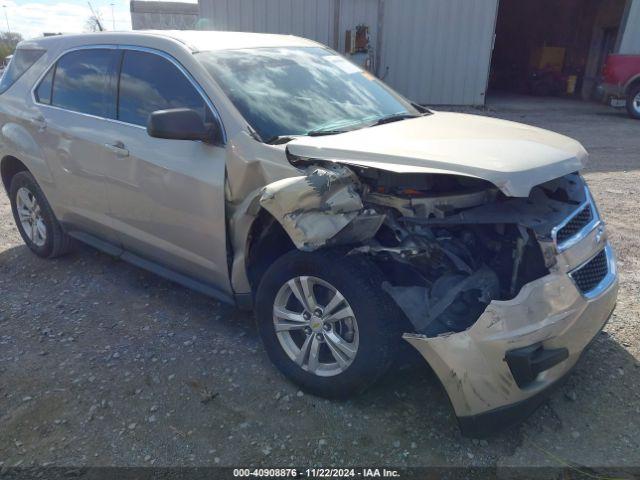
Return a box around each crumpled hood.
[286,111,587,197]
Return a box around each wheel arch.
[625,74,640,95]
[245,208,296,293]
[1,155,29,195]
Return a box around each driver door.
[101,48,231,295]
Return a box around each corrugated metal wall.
[199,0,337,47]
[197,0,499,105]
[131,0,200,30]
[619,0,640,54]
[380,0,498,105]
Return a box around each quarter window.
[50,49,118,118]
[0,49,45,94]
[118,50,208,127]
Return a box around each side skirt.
[68,230,236,306]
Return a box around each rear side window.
[50,49,118,118]
[0,49,45,94]
[118,50,208,127]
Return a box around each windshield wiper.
[306,111,428,137]
[368,113,421,127]
[265,135,297,145]
[306,128,351,137]
[411,102,433,114]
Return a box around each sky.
[1,0,196,40]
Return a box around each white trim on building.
[619,0,640,54]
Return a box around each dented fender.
[225,133,383,294]
[225,132,299,294]
[258,165,383,251]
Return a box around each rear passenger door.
[33,47,120,243]
[101,48,231,294]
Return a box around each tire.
[9,171,74,258]
[255,249,403,398]
[626,83,640,120]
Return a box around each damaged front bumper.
[404,224,618,437]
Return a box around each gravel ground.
[0,95,639,474]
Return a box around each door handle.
[104,142,129,157]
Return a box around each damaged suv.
[0,31,617,436]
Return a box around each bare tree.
[85,2,104,32]
[85,14,104,32]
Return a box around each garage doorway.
[489,0,628,100]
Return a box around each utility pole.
[110,3,115,30]
[2,5,10,34]
[87,1,104,31]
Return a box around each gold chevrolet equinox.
[0,30,618,436]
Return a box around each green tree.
[0,31,23,62]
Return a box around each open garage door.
[489,0,629,100]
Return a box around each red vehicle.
[600,54,640,119]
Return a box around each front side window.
[50,49,118,118]
[118,50,209,127]
[196,47,419,142]
[0,49,45,94]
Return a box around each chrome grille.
[556,205,593,245]
[570,249,608,294]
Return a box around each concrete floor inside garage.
[0,95,639,474]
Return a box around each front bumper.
[598,82,626,106]
[403,219,618,437]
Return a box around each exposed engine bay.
[258,158,589,338]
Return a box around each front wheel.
[626,84,640,119]
[255,250,403,398]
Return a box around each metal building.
[130,1,200,30]
[131,0,640,106]
[619,0,640,53]
[198,0,499,105]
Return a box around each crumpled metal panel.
[258,165,382,251]
[403,240,617,418]
[287,112,587,198]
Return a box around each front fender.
[625,73,640,93]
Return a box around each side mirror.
[147,108,218,143]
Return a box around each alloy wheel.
[273,276,359,377]
[16,187,47,247]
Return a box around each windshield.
[196,47,419,142]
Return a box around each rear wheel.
[9,171,74,258]
[626,83,640,119]
[255,250,403,398]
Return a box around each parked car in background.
[600,53,640,119]
[0,31,618,437]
